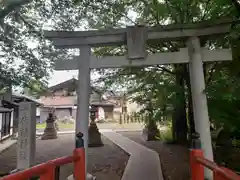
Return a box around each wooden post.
[119,114,122,124]
[130,113,133,123]
[74,148,85,180]
[190,150,204,180]
[133,113,135,123]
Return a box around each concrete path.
[101,130,164,180]
[36,129,142,136]
[0,139,17,154]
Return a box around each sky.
[48,70,78,86]
[48,70,101,87]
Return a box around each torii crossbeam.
[54,48,232,70]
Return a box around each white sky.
[48,70,78,86]
[48,70,101,87]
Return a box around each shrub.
[160,127,173,142]
[156,122,173,143]
[58,116,75,124]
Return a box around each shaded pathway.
[118,131,190,180]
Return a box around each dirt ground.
[119,131,190,180]
[0,134,129,180]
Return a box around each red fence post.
[190,149,204,180]
[74,132,86,180]
[190,132,204,180]
[40,162,55,180]
[73,148,85,180]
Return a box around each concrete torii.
[44,19,235,179]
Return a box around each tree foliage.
[0,0,80,90]
[88,0,240,139]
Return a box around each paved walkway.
[0,139,17,154]
[102,130,164,180]
[119,131,191,180]
[36,129,142,136]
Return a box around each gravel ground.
[118,131,190,180]
[0,134,129,180]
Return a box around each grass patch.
[36,123,46,129]
[36,122,74,129]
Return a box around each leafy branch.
[0,0,32,19]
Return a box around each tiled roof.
[40,96,116,107]
[40,96,77,106]
[47,78,102,94]
[91,100,115,107]
[12,92,42,106]
[0,107,12,112]
[12,93,43,106]
[105,99,121,107]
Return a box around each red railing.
[190,149,240,180]
[0,148,85,180]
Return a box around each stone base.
[67,173,96,180]
[41,122,58,140]
[88,121,103,147]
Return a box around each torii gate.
[44,19,234,179]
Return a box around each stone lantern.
[88,106,103,147]
[41,107,58,140]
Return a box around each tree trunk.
[172,65,188,145]
[142,111,159,141]
[185,65,195,135]
[172,113,177,141]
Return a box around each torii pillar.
[188,36,213,179]
[76,46,91,176]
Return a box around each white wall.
[36,107,40,116]
[10,110,13,134]
[126,101,142,113]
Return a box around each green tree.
[22,79,48,98]
[0,0,80,91]
[0,0,33,19]
[84,0,240,145]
